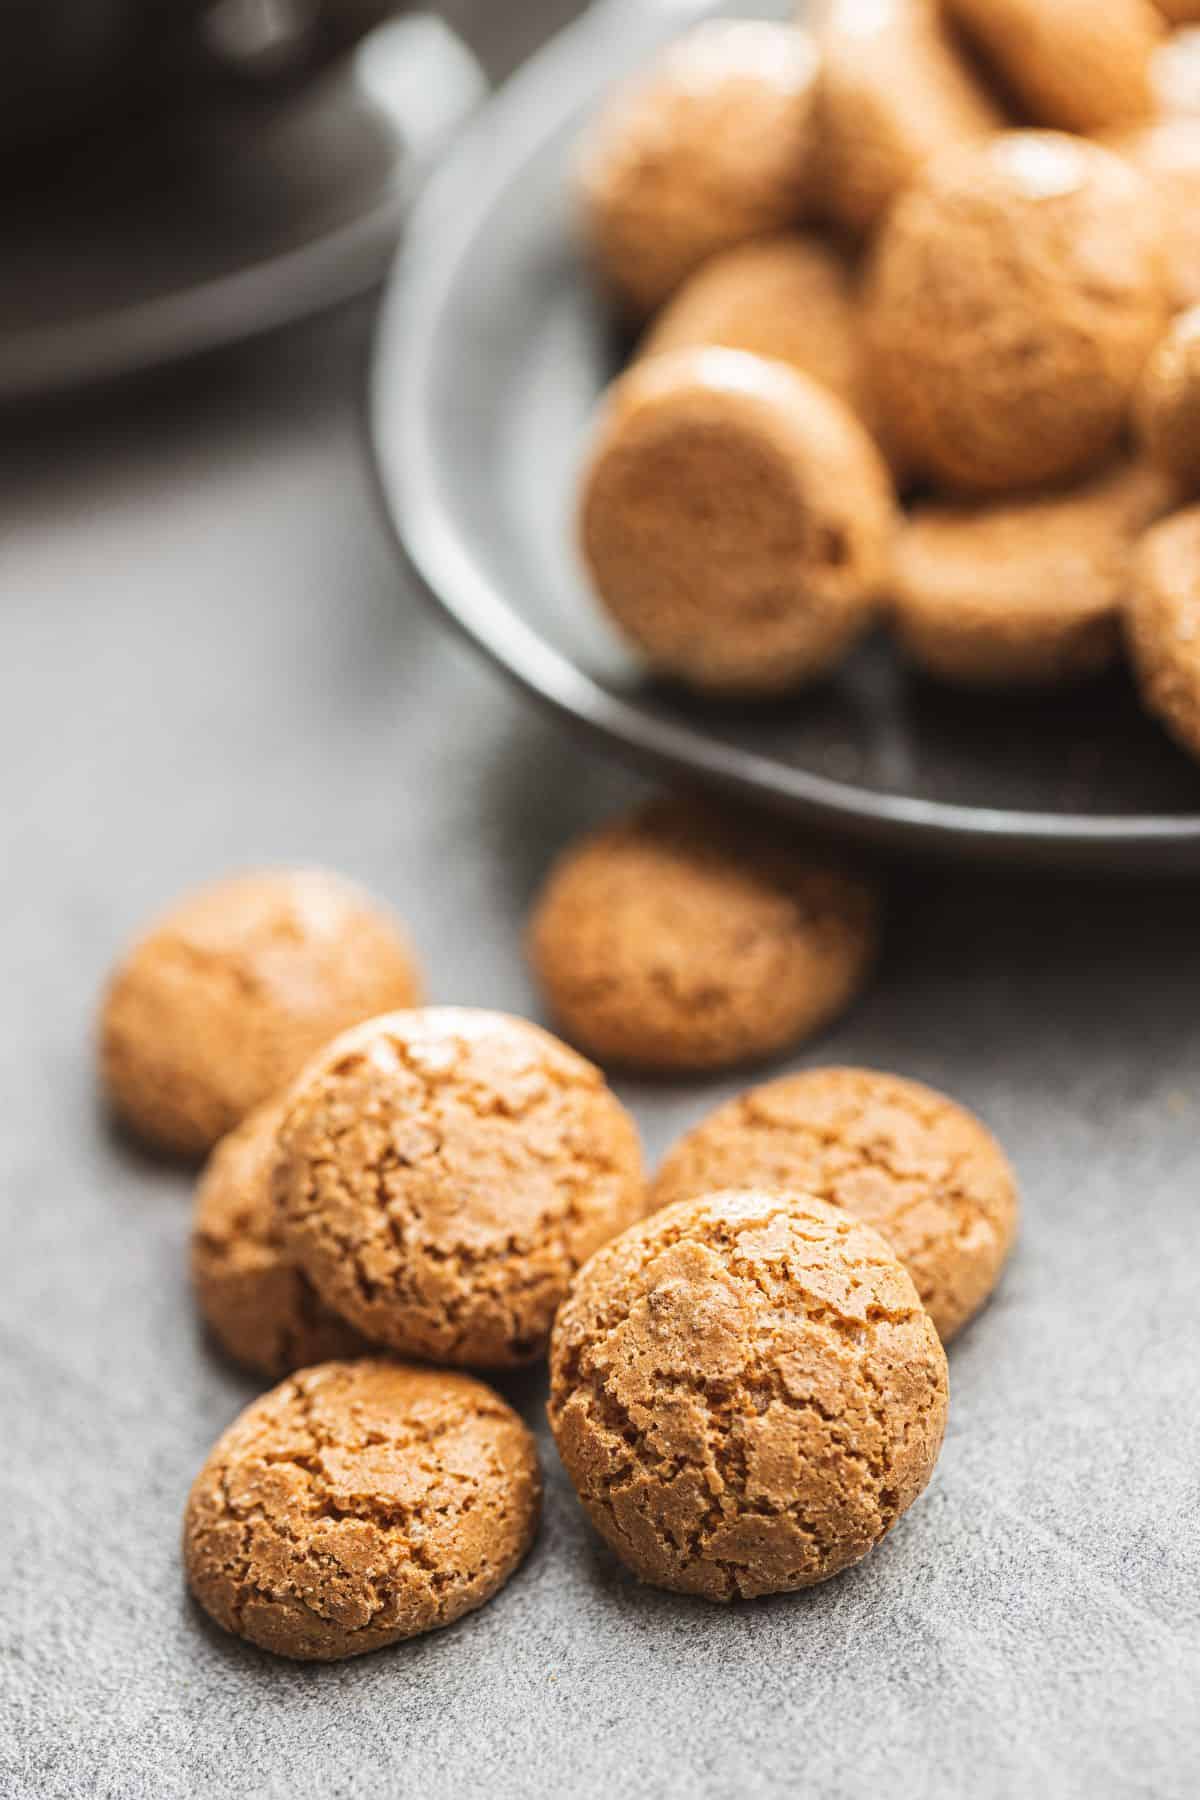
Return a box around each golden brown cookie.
[577,20,818,317]
[866,132,1169,494]
[526,796,880,1074]
[99,868,423,1158]
[184,1360,541,1660]
[1136,308,1200,495]
[548,1190,948,1600]
[1158,2,1200,20]
[274,1007,645,1367]
[947,0,1162,133]
[815,0,1005,236]
[580,347,895,695]
[891,458,1178,686]
[192,1100,368,1378]
[1126,506,1200,759]
[653,1068,1018,1343]
[1106,118,1200,311]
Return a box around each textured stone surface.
[1,74,1198,1800]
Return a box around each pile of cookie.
[99,832,1016,1659]
[574,1,1200,752]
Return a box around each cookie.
[192,1100,368,1378]
[579,347,895,695]
[548,1190,948,1600]
[946,0,1162,133]
[1126,506,1200,759]
[577,20,818,317]
[1158,2,1200,19]
[274,1007,645,1368]
[1106,118,1200,311]
[184,1360,541,1660]
[526,796,879,1074]
[99,868,423,1158]
[1136,308,1200,495]
[815,0,1004,235]
[653,1068,1018,1343]
[866,132,1169,494]
[891,458,1177,687]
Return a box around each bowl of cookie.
[370,0,1200,869]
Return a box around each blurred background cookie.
[527,795,880,1074]
[814,0,1005,236]
[576,19,818,318]
[1105,117,1200,310]
[891,458,1177,686]
[946,0,1162,133]
[99,867,423,1157]
[1136,307,1200,494]
[866,132,1169,493]
[548,1190,948,1599]
[1126,507,1200,759]
[653,1067,1018,1343]
[184,1361,541,1660]
[191,1099,368,1378]
[275,1007,645,1366]
[579,347,895,695]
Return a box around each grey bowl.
[368,0,1200,872]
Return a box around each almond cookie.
[815,0,1005,236]
[946,0,1162,133]
[99,868,423,1158]
[577,20,818,317]
[1136,308,1200,495]
[275,1008,645,1368]
[184,1360,541,1660]
[192,1100,368,1378]
[526,796,879,1075]
[653,1068,1018,1343]
[1106,118,1200,311]
[866,132,1169,494]
[1126,507,1200,759]
[891,458,1177,687]
[580,347,895,696]
[548,1190,948,1600]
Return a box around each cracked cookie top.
[99,867,423,1157]
[549,1189,948,1601]
[275,1008,646,1368]
[527,796,880,1073]
[653,1068,1018,1343]
[184,1360,541,1661]
[192,1099,368,1379]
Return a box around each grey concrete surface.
[2,171,1199,1800]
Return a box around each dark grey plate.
[369,0,1200,872]
[0,14,483,401]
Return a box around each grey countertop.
[3,36,1199,1795]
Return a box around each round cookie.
[1126,506,1200,759]
[274,1007,645,1368]
[548,1190,949,1600]
[577,20,818,317]
[1107,118,1200,311]
[946,0,1162,134]
[815,0,1005,236]
[1136,308,1200,494]
[580,347,896,696]
[184,1360,541,1660]
[192,1099,368,1378]
[99,867,423,1157]
[526,796,880,1074]
[866,132,1170,494]
[653,1068,1018,1343]
[891,458,1178,687]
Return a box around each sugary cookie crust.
[275,1008,646,1368]
[192,1100,368,1378]
[184,1360,541,1660]
[549,1191,948,1600]
[653,1068,1018,1342]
